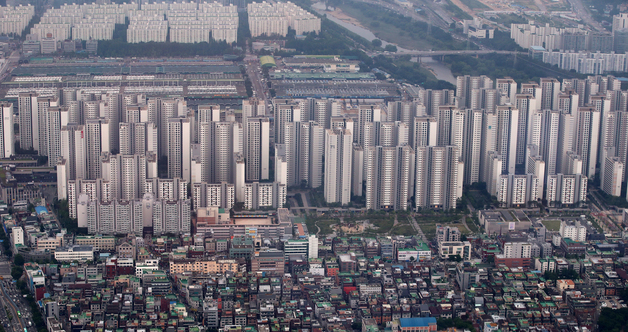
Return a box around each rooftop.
[399,317,437,327]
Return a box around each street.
[0,280,31,332]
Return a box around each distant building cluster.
[248,1,321,37]
[462,18,495,39]
[538,50,628,74]
[26,1,239,45]
[30,2,137,42]
[1,183,625,332]
[512,14,628,74]
[0,4,34,36]
[127,1,238,44]
[510,22,615,53]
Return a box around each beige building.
[169,259,239,275]
[75,235,116,251]
[116,241,135,259]
[36,236,64,252]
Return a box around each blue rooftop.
[35,206,48,215]
[399,317,437,327]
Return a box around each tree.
[384,44,397,52]
[11,266,23,280]
[448,254,462,262]
[371,39,382,48]
[37,155,48,166]
[13,254,25,266]
[598,307,628,332]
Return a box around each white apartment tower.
[46,106,68,167]
[85,118,110,179]
[34,96,59,156]
[559,220,587,242]
[412,116,438,150]
[324,128,353,205]
[18,93,38,150]
[285,121,324,188]
[462,110,483,185]
[0,103,14,158]
[415,146,462,210]
[574,106,601,178]
[496,78,518,104]
[540,78,560,110]
[60,124,87,180]
[167,117,192,181]
[456,75,493,110]
[503,242,532,258]
[365,145,414,211]
[245,117,270,182]
[515,94,539,165]
[602,156,624,197]
[357,104,382,146]
[496,106,519,175]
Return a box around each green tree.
[384,44,397,52]
[11,266,23,280]
[13,254,25,266]
[372,39,382,48]
[598,307,628,332]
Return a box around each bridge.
[389,50,519,57]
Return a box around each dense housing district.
[1,0,628,332]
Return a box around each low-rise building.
[169,259,239,275]
[438,241,472,260]
[75,235,116,251]
[54,245,94,262]
[251,249,285,275]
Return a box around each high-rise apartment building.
[284,121,324,188]
[503,242,532,258]
[456,75,493,109]
[35,96,59,156]
[415,146,462,210]
[540,78,560,110]
[364,145,414,211]
[46,106,68,167]
[495,106,519,175]
[515,94,539,165]
[559,220,587,242]
[496,78,517,104]
[85,118,110,180]
[324,128,353,205]
[0,103,14,159]
[602,156,624,197]
[167,117,192,181]
[462,110,483,185]
[18,93,38,150]
[245,117,270,182]
[574,106,601,178]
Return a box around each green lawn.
[338,3,434,50]
[305,216,339,236]
[369,217,396,233]
[541,220,561,231]
[460,0,490,10]
[419,223,437,240]
[390,224,416,236]
[444,0,473,19]
[337,1,469,51]
[466,219,480,233]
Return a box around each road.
[0,282,26,332]
[408,215,428,243]
[0,50,21,82]
[394,49,517,56]
[567,0,604,32]
[244,57,269,107]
